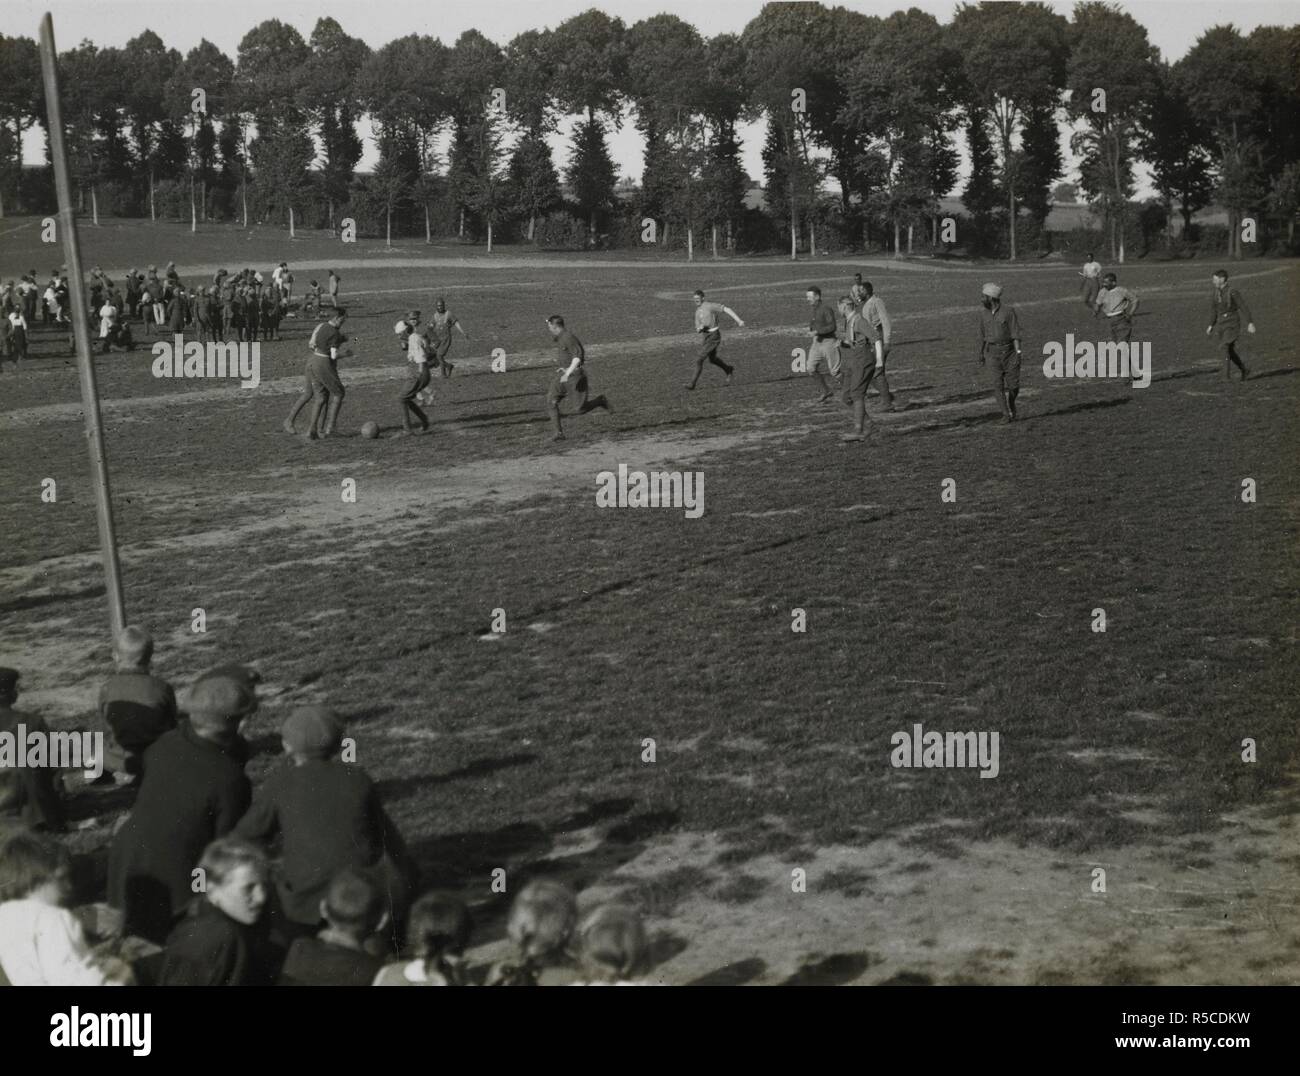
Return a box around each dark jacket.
[278,935,384,987]
[108,721,251,943]
[158,899,273,986]
[234,759,412,926]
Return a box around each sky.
[5,0,1298,198]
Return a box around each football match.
[0,0,1297,1023]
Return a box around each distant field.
[2,219,1297,984]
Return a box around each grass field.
[2,218,1298,985]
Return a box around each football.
[360,421,379,440]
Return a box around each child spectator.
[97,626,177,783]
[0,829,130,985]
[485,879,578,986]
[235,706,415,948]
[156,837,272,986]
[373,891,473,986]
[0,667,65,833]
[108,676,253,943]
[260,287,279,340]
[278,868,388,986]
[6,308,29,364]
[571,904,650,986]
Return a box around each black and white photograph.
[0,0,1296,1041]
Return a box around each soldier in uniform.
[977,283,1024,424]
[1206,270,1255,381]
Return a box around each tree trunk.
[190,180,196,233]
[663,221,670,249]
[791,219,797,261]
[726,217,733,251]
[91,186,98,226]
[810,220,816,258]
[386,207,392,249]
[687,226,693,262]
[932,215,937,247]
[150,172,155,221]
[589,210,596,236]
[527,213,535,241]
[328,201,334,233]
[241,183,247,228]
[907,223,914,254]
[893,219,900,256]
[289,206,295,239]
[487,221,493,254]
[459,206,465,237]
[711,223,718,259]
[1009,185,1016,260]
[201,179,206,222]
[425,203,431,244]
[0,187,4,219]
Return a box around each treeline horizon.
[0,2,1296,260]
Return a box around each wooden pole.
[39,12,126,637]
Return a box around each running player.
[1206,270,1255,382]
[425,298,467,379]
[545,315,609,441]
[398,321,433,436]
[686,290,744,390]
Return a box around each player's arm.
[1235,290,1255,332]
[559,355,582,382]
[876,301,892,347]
[454,318,469,338]
[722,305,744,328]
[1127,292,1140,317]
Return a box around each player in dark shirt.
[545,315,610,441]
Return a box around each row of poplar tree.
[0,3,1296,259]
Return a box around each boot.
[1000,391,1014,423]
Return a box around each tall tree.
[122,31,181,220]
[300,18,370,231]
[503,29,559,239]
[0,34,40,217]
[549,10,628,234]
[626,15,704,245]
[1066,3,1159,262]
[841,8,961,253]
[1179,25,1269,258]
[234,21,309,232]
[1140,61,1214,235]
[444,30,504,238]
[165,40,234,227]
[357,35,451,238]
[952,1,1069,258]
[697,33,753,253]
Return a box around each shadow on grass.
[0,585,107,616]
[686,957,767,986]
[782,952,873,986]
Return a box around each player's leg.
[547,375,566,439]
[321,362,346,436]
[575,370,609,414]
[286,363,317,434]
[809,341,835,402]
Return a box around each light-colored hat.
[981,283,1002,299]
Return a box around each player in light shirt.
[686,290,745,390]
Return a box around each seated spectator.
[485,879,578,986]
[97,626,176,782]
[279,869,387,986]
[0,667,65,833]
[235,706,415,949]
[571,904,650,986]
[157,837,272,986]
[108,677,253,943]
[373,891,473,986]
[0,828,130,986]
